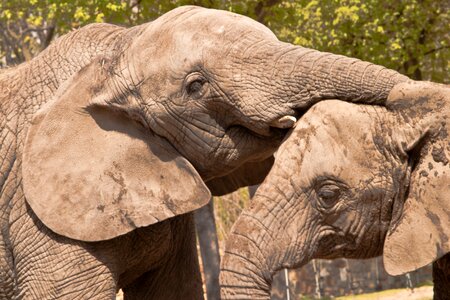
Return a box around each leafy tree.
[2,1,447,81]
[1,0,131,64]
[260,0,449,82]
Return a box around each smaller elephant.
[220,81,450,299]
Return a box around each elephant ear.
[383,81,450,275]
[22,58,211,242]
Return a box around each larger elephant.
[0,5,409,299]
[220,81,450,299]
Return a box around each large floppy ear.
[383,81,450,275]
[205,156,274,196]
[22,58,211,242]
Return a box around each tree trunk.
[432,253,450,300]
[195,200,221,300]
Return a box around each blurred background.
[2,1,448,299]
[1,0,448,82]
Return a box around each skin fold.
[220,81,450,300]
[0,5,410,299]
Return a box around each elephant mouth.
[220,124,287,165]
[227,124,290,141]
[228,108,303,139]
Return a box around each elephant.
[0,5,410,299]
[220,81,450,299]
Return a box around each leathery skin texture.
[221,82,450,300]
[1,5,409,299]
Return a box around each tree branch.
[129,0,142,10]
[254,0,282,24]
[424,46,450,56]
[21,26,55,36]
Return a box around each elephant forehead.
[163,6,276,40]
[137,6,276,61]
[279,100,387,183]
[296,126,374,183]
[125,7,278,83]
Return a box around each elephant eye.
[316,184,341,208]
[186,76,208,99]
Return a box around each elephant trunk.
[250,42,410,114]
[220,210,273,299]
[220,177,310,299]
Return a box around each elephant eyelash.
[312,177,349,213]
[184,72,209,99]
[312,176,348,190]
[187,79,206,94]
[317,185,341,204]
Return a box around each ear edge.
[383,83,450,275]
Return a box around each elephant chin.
[197,125,288,181]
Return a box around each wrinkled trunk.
[238,42,410,123]
[272,43,410,106]
[220,209,274,299]
[220,175,309,299]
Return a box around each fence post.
[284,268,290,300]
[313,260,322,298]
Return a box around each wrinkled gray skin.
[0,5,408,300]
[221,81,450,299]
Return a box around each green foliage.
[261,0,449,82]
[0,0,130,63]
[1,0,447,80]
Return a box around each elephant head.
[220,81,450,299]
[22,6,408,242]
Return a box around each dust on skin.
[419,170,429,177]
[426,209,450,257]
[105,168,128,204]
[430,126,450,165]
[432,145,449,165]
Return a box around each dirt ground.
[337,286,433,300]
[116,286,433,299]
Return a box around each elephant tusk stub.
[270,115,297,129]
